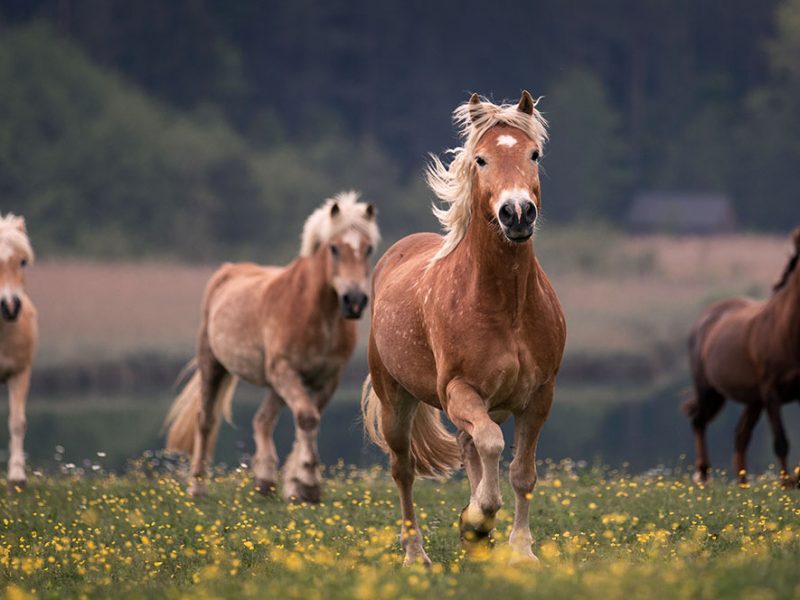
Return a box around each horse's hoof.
[402,551,432,568]
[508,548,540,566]
[459,505,495,555]
[187,480,208,498]
[254,478,277,497]
[7,480,26,493]
[283,480,321,504]
[692,470,709,486]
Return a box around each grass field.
[1,465,799,599]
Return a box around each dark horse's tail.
[681,327,704,418]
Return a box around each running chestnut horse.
[362,92,566,566]
[165,191,380,501]
[685,228,800,487]
[0,214,37,491]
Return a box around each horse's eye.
[366,245,374,257]
[531,150,540,162]
[475,156,487,167]
[330,244,339,257]
[20,259,27,268]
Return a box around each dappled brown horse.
[686,228,800,486]
[362,92,566,566]
[165,191,380,501]
[0,214,37,490]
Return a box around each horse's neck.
[765,271,800,348]
[452,214,539,320]
[291,252,341,324]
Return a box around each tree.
[540,69,631,222]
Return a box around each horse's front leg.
[268,361,323,502]
[7,367,31,490]
[446,380,504,551]
[252,388,284,496]
[507,382,554,565]
[763,389,794,487]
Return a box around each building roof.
[627,192,736,233]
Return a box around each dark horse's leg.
[762,389,794,486]
[688,387,725,485]
[733,402,762,484]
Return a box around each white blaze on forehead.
[496,134,518,148]
[342,229,363,252]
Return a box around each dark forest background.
[2,0,800,260]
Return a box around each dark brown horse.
[362,92,566,566]
[685,228,800,486]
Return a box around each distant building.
[626,192,736,234]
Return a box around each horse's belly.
[207,306,267,386]
[703,328,757,402]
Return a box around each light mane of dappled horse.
[0,213,37,491]
[361,92,566,566]
[164,191,380,502]
[685,227,800,488]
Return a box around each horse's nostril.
[499,202,515,225]
[524,202,537,223]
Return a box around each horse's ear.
[330,202,340,218]
[468,93,483,123]
[364,203,376,220]
[517,90,535,115]
[793,227,800,249]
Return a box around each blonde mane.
[300,191,381,257]
[426,95,548,262]
[0,213,34,263]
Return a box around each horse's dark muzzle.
[0,297,21,322]
[340,290,368,320]
[498,199,536,243]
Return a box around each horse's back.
[201,262,285,384]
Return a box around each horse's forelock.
[0,213,34,264]
[300,192,381,257]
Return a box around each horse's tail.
[361,375,461,479]
[164,360,237,456]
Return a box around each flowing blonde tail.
[361,375,461,479]
[164,360,238,456]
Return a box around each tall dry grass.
[26,260,215,365]
[23,231,794,366]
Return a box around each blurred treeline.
[2,0,800,260]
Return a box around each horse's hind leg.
[733,402,762,484]
[252,388,284,496]
[507,381,554,565]
[688,387,724,485]
[7,367,31,490]
[446,380,504,551]
[188,345,228,497]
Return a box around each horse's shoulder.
[374,232,441,287]
[380,232,441,263]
